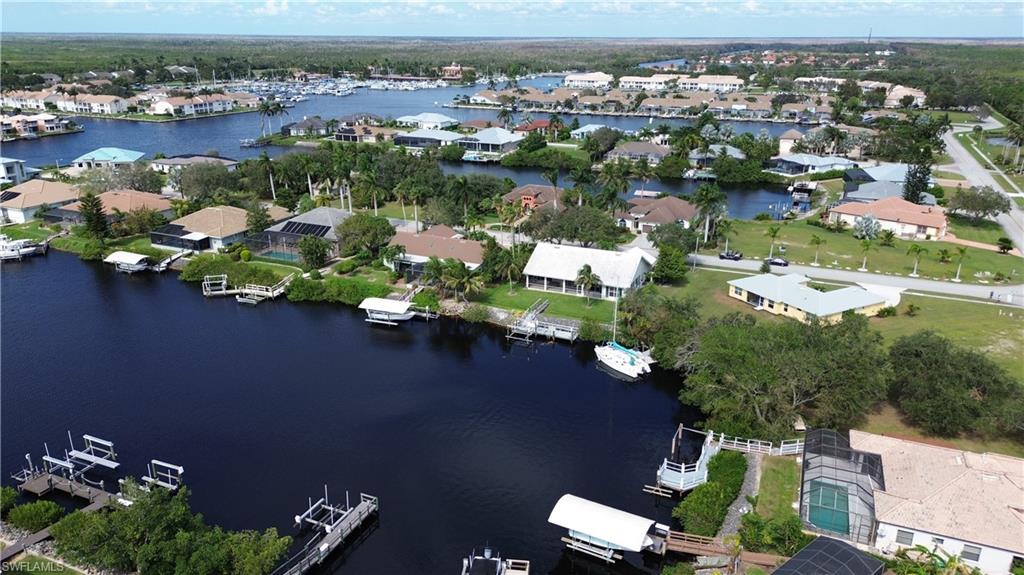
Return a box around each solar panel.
[280,221,331,237]
[0,191,21,202]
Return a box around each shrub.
[753,212,773,221]
[179,254,280,287]
[461,304,491,323]
[8,500,64,532]
[661,563,696,575]
[412,289,440,309]
[1,486,17,517]
[334,259,359,274]
[672,451,747,536]
[876,306,897,318]
[806,169,848,181]
[578,319,610,342]
[286,276,391,305]
[308,269,323,280]
[439,144,465,162]
[239,249,251,262]
[740,513,814,556]
[78,239,107,261]
[759,260,771,273]
[904,303,920,316]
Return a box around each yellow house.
[727,273,888,324]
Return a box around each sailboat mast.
[611,298,618,341]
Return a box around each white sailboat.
[594,298,654,379]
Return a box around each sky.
[1,0,1022,38]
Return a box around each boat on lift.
[0,234,46,261]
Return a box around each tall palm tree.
[693,183,727,244]
[766,224,782,258]
[568,165,593,207]
[449,175,472,222]
[597,159,630,213]
[907,243,928,277]
[493,245,528,294]
[543,168,560,211]
[953,246,969,282]
[859,239,876,272]
[632,157,654,194]
[421,256,446,294]
[257,100,274,137]
[496,107,513,129]
[442,259,483,302]
[356,167,384,215]
[717,219,735,253]
[576,264,601,306]
[809,234,826,266]
[394,179,412,221]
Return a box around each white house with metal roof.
[727,273,888,324]
[570,123,609,140]
[771,154,858,175]
[457,127,524,156]
[523,242,656,300]
[394,112,458,130]
[392,128,463,151]
[72,147,145,169]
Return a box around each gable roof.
[689,144,746,161]
[0,180,79,209]
[608,141,671,157]
[777,154,858,168]
[779,128,805,140]
[860,162,912,183]
[73,147,145,164]
[395,112,457,125]
[502,184,564,208]
[773,537,884,575]
[396,128,463,142]
[388,231,484,264]
[727,273,887,317]
[460,127,524,146]
[170,204,289,238]
[849,430,1024,555]
[60,189,171,215]
[829,197,946,229]
[523,242,656,289]
[419,224,460,239]
[266,207,350,241]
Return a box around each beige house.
[828,197,947,240]
[0,180,79,224]
[150,204,289,251]
[727,273,888,324]
[148,95,234,116]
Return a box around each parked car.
[766,257,789,267]
[719,250,743,261]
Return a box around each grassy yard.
[9,554,83,574]
[933,169,966,181]
[709,219,1022,283]
[924,110,981,124]
[659,268,782,320]
[471,285,614,323]
[863,403,1024,458]
[755,457,801,521]
[247,260,302,276]
[1,220,58,241]
[947,214,1010,245]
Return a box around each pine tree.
[902,160,932,204]
[79,192,108,239]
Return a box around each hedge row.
[285,276,391,305]
[179,254,280,287]
[671,450,748,536]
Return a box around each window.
[767,300,775,309]
[931,537,944,546]
[783,303,789,312]
[895,530,915,546]
[733,287,743,296]
[961,545,981,562]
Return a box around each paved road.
[944,126,1024,246]
[689,254,1024,306]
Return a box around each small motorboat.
[0,235,45,261]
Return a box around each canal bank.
[1,251,699,574]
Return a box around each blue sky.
[2,1,1022,38]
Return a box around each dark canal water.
[1,251,701,574]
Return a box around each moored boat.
[0,235,46,261]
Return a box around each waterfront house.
[468,91,504,106]
[72,147,145,169]
[621,195,698,233]
[281,116,329,137]
[223,91,262,109]
[676,74,744,92]
[618,74,681,92]
[843,430,1024,575]
[1,90,53,111]
[334,125,400,143]
[2,113,70,138]
[0,157,38,186]
[512,119,551,135]
[44,189,173,224]
[147,95,234,116]
[150,204,290,251]
[392,128,463,151]
[689,144,747,167]
[0,180,79,224]
[637,94,708,116]
[523,242,656,300]
[517,92,564,111]
[778,128,804,155]
[727,273,887,324]
[503,184,565,212]
[55,94,129,115]
[337,113,383,127]
[395,112,458,130]
[841,163,936,205]
[563,72,614,90]
[385,230,484,278]
[827,197,947,240]
[770,154,858,175]
[249,207,351,261]
[570,124,608,139]
[150,155,239,174]
[605,142,672,165]
[460,118,498,132]
[457,127,524,156]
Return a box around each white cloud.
[255,0,290,16]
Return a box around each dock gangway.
[506,299,578,343]
[272,489,379,575]
[202,273,295,305]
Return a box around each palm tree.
[568,165,593,207]
[257,100,275,136]
[907,243,928,277]
[597,159,630,213]
[449,175,472,223]
[394,179,412,221]
[953,246,969,282]
[810,234,826,266]
[356,167,384,216]
[766,225,782,258]
[499,201,522,246]
[692,183,726,244]
[576,264,601,306]
[442,259,483,302]
[936,248,953,264]
[717,219,735,253]
[493,245,528,294]
[859,239,876,272]
[313,194,333,208]
[632,157,654,194]
[380,243,406,269]
[543,168,560,211]
[421,256,446,294]
[496,107,513,129]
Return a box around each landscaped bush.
[806,169,848,181]
[461,303,491,323]
[672,451,747,536]
[179,254,280,287]
[285,276,391,305]
[876,306,898,318]
[240,249,251,262]
[578,318,610,342]
[78,239,107,261]
[412,289,440,309]
[739,513,815,556]
[334,259,359,274]
[753,212,773,221]
[1,486,18,517]
[7,500,64,532]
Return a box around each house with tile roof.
[621,195,698,234]
[44,189,173,224]
[828,197,947,240]
[0,180,79,223]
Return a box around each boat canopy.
[103,251,150,265]
[547,494,655,552]
[357,297,413,314]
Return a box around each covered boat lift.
[547,494,668,563]
[357,297,437,326]
[103,251,151,273]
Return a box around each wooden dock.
[664,531,785,567]
[506,299,579,342]
[273,493,379,575]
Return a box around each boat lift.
[273,485,379,575]
[506,299,579,343]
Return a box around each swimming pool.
[261,250,301,263]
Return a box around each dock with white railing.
[506,299,579,343]
[202,273,294,305]
[272,488,379,575]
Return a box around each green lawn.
[659,268,782,320]
[247,260,302,276]
[924,110,981,124]
[933,169,966,181]
[1015,197,1024,209]
[709,219,1022,283]
[756,457,801,521]
[471,285,614,323]
[947,214,1010,246]
[863,403,1024,458]
[1,221,58,241]
[9,554,83,574]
